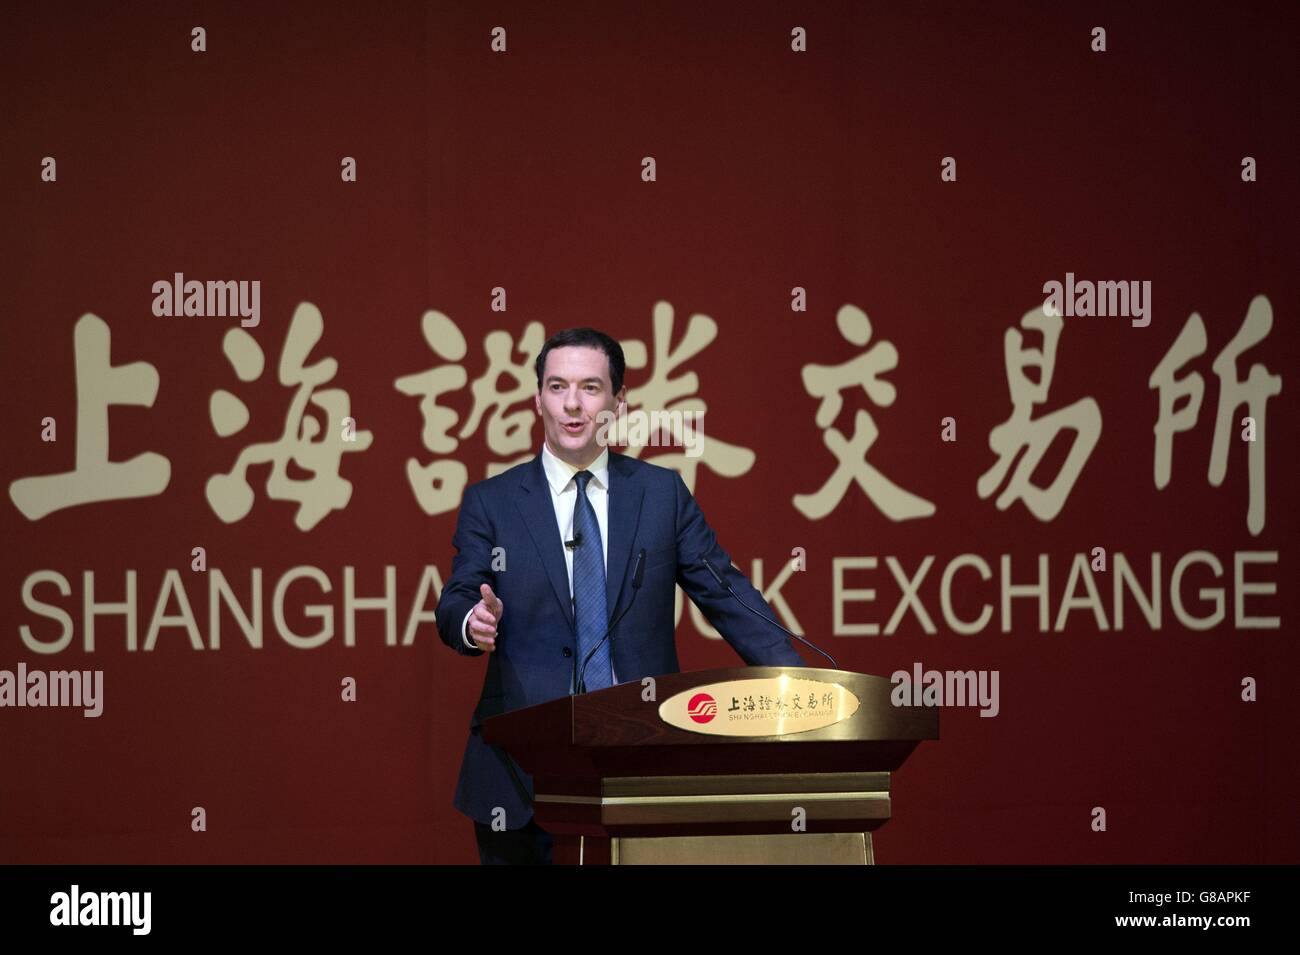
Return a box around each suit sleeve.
[671,471,805,667]
[434,482,493,657]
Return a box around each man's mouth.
[562,421,585,434]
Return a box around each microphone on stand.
[701,557,836,669]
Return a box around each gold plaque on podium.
[658,676,860,737]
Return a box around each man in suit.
[435,326,805,864]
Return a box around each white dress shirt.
[462,442,610,647]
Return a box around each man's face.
[534,345,626,468]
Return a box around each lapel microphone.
[564,533,584,549]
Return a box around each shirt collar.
[541,440,609,495]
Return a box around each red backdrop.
[1,0,1296,863]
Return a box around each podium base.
[556,831,873,865]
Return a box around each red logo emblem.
[687,693,717,723]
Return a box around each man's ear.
[534,392,542,416]
[615,387,627,412]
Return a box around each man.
[435,327,805,864]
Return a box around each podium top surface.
[483,666,939,754]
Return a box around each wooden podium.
[481,666,938,864]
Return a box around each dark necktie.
[572,469,612,690]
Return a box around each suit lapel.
[515,453,575,631]
[604,452,645,625]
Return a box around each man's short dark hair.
[534,327,626,395]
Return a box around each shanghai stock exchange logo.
[687,693,717,724]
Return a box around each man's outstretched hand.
[468,583,503,652]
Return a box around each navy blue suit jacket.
[434,448,805,828]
